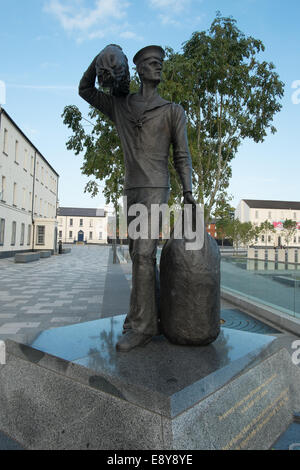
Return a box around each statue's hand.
[183,191,197,206]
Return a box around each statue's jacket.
[79,61,193,192]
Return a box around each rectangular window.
[20,223,25,246]
[99,232,102,240]
[268,235,271,242]
[59,231,62,238]
[27,225,31,245]
[69,231,73,238]
[24,149,28,170]
[39,198,42,215]
[261,235,265,242]
[80,219,83,226]
[89,232,93,240]
[36,225,45,245]
[11,221,16,245]
[69,218,73,226]
[34,195,37,214]
[255,211,259,219]
[1,176,5,201]
[31,155,34,174]
[0,219,5,245]
[3,128,8,154]
[294,237,297,243]
[268,211,272,219]
[58,218,62,226]
[22,188,26,209]
[36,161,39,179]
[294,212,297,220]
[90,219,93,227]
[13,182,17,206]
[15,140,19,163]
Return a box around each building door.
[78,230,84,242]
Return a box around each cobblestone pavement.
[0,245,110,339]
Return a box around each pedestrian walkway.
[0,245,110,340]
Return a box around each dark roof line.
[243,199,300,210]
[0,107,59,177]
[58,207,106,217]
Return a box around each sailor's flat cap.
[133,45,165,66]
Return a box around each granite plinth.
[1,314,300,450]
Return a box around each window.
[99,232,102,240]
[1,176,6,201]
[27,225,31,245]
[36,225,45,245]
[58,218,63,226]
[89,231,93,240]
[22,188,26,209]
[30,155,34,174]
[90,219,93,227]
[11,221,16,245]
[294,237,297,243]
[268,235,271,242]
[34,195,37,214]
[39,198,42,215]
[69,231,73,238]
[36,161,39,179]
[268,211,272,219]
[14,140,19,163]
[0,219,5,245]
[29,192,32,211]
[3,128,8,154]
[80,219,83,226]
[24,149,28,170]
[13,182,17,206]
[261,235,265,242]
[20,223,25,246]
[294,212,297,220]
[255,211,259,219]
[69,218,73,226]
[41,166,44,184]
[59,231,62,238]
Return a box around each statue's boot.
[116,330,152,352]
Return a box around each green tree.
[159,14,284,222]
[282,219,297,246]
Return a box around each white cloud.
[44,0,133,41]
[149,0,189,13]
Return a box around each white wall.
[0,110,58,255]
[58,214,108,244]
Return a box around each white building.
[235,199,300,246]
[57,207,108,244]
[0,108,59,258]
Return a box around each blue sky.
[1,0,299,210]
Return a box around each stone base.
[0,315,300,450]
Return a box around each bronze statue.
[79,44,196,352]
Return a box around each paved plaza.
[0,245,282,342]
[0,245,113,340]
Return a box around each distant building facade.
[235,199,300,246]
[57,207,108,244]
[0,108,59,258]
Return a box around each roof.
[242,199,300,210]
[58,207,106,217]
[0,107,59,177]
